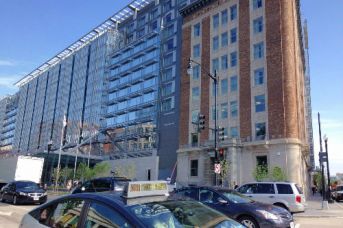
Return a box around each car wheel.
[12,195,17,205]
[238,216,259,228]
[274,203,289,211]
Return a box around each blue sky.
[0,1,342,174]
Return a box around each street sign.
[214,163,221,174]
[319,152,328,163]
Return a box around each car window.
[295,184,303,194]
[220,190,254,204]
[44,199,85,228]
[85,202,132,228]
[199,189,222,204]
[175,188,198,200]
[238,184,257,194]
[93,179,111,191]
[257,184,275,194]
[83,181,94,191]
[336,186,343,191]
[276,184,294,194]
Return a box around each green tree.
[253,165,269,181]
[219,159,230,187]
[113,163,136,179]
[270,166,287,181]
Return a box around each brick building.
[177,0,312,192]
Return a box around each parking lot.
[1,195,342,228]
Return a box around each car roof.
[242,181,296,185]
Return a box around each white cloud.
[0,60,16,66]
[0,74,22,89]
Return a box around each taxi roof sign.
[123,181,169,199]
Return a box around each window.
[221,55,228,70]
[212,58,219,73]
[161,97,174,111]
[221,79,228,95]
[213,36,219,51]
[193,44,200,58]
[194,23,201,37]
[162,82,174,96]
[230,101,238,117]
[137,28,145,38]
[221,32,228,47]
[164,53,173,66]
[192,110,199,122]
[253,0,263,9]
[254,68,264,85]
[213,14,219,29]
[255,122,266,139]
[176,188,198,200]
[254,42,264,59]
[150,20,158,31]
[257,184,275,194]
[253,17,263,33]
[164,2,172,12]
[165,38,174,51]
[230,28,237,43]
[191,133,198,146]
[230,127,238,138]
[163,68,173,82]
[86,202,132,228]
[39,199,84,228]
[200,189,222,204]
[221,103,228,119]
[230,52,237,67]
[192,87,200,101]
[255,94,266,112]
[150,8,158,19]
[190,160,198,176]
[165,13,172,23]
[137,16,146,27]
[238,184,258,194]
[230,76,238,92]
[230,5,237,20]
[221,9,228,25]
[257,155,267,167]
[276,184,294,194]
[193,65,200,80]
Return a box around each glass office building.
[0,94,18,153]
[7,0,189,180]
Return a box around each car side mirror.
[81,187,86,191]
[218,198,228,204]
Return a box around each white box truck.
[0,155,45,184]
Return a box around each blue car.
[20,181,244,228]
[174,186,294,228]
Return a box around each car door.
[82,180,95,193]
[255,183,276,204]
[6,183,16,201]
[276,183,294,206]
[199,188,236,218]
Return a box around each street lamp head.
[323,134,328,142]
[187,58,193,76]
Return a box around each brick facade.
[239,0,252,140]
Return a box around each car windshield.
[16,182,39,190]
[219,190,254,204]
[129,200,241,228]
[336,186,343,191]
[295,184,303,194]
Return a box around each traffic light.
[218,148,225,160]
[198,114,206,131]
[218,127,225,141]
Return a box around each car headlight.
[256,210,279,220]
[42,192,47,196]
[19,192,27,196]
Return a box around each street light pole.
[187,58,219,185]
[44,140,53,186]
[324,135,332,203]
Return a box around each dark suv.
[71,177,130,194]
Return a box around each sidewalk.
[294,194,343,218]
